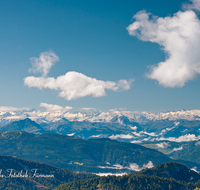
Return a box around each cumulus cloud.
[29,50,59,77]
[39,103,72,112]
[24,51,133,100]
[24,72,132,100]
[127,2,200,87]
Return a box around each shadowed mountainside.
[0,154,95,190]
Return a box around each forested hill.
[53,162,200,190]
[0,155,95,190]
[138,161,200,183]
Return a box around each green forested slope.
[169,140,200,164]
[53,174,195,190]
[138,162,200,183]
[0,131,171,173]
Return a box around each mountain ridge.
[1,108,200,126]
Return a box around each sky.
[1,0,200,113]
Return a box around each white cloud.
[24,72,132,100]
[127,6,200,87]
[142,137,151,142]
[25,51,133,100]
[174,121,180,126]
[132,131,144,137]
[173,146,183,151]
[160,126,175,134]
[191,166,199,173]
[127,161,154,171]
[39,103,72,112]
[156,142,169,148]
[98,164,124,170]
[109,134,135,140]
[98,161,153,172]
[67,133,75,136]
[90,134,101,138]
[184,0,200,11]
[156,134,200,142]
[130,126,137,130]
[29,50,59,77]
[95,173,127,176]
[143,131,158,137]
[131,130,158,137]
[143,161,154,169]
[128,161,154,171]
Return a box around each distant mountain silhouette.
[0,118,46,134]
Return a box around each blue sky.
[1,0,200,112]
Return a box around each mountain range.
[1,118,200,168]
[0,115,200,189]
[1,117,200,144]
[1,108,200,126]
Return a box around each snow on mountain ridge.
[0,108,200,126]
